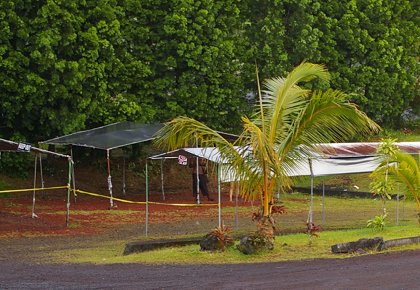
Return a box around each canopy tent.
[42,122,165,207]
[147,142,420,233]
[291,142,420,224]
[42,122,164,150]
[42,122,239,208]
[287,142,420,177]
[147,147,227,235]
[0,138,73,225]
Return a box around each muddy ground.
[1,159,420,289]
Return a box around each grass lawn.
[46,193,420,265]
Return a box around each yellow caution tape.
[75,189,217,207]
[0,185,69,194]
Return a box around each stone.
[237,235,274,255]
[331,237,384,254]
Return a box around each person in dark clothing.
[189,157,213,202]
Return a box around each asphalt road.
[1,249,420,289]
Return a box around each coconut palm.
[385,151,420,219]
[155,62,379,241]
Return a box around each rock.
[200,234,233,252]
[237,235,274,255]
[331,237,384,254]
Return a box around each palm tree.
[385,150,420,220]
[155,62,379,241]
[370,138,399,214]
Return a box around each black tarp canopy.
[42,122,164,150]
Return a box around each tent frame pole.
[39,153,44,191]
[122,156,126,196]
[70,146,77,203]
[322,181,325,224]
[145,159,149,236]
[161,158,165,200]
[66,158,73,226]
[217,163,221,227]
[106,149,114,208]
[308,158,314,224]
[32,154,38,218]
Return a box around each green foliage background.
[1,0,419,142]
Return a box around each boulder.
[237,235,274,255]
[331,237,384,254]
[200,234,234,252]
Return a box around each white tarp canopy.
[149,142,420,180]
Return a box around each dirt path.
[1,249,420,289]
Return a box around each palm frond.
[154,116,233,151]
[281,89,380,156]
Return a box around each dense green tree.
[314,0,419,126]
[0,0,418,142]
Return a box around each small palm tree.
[155,62,379,242]
[370,138,399,214]
[386,151,420,220]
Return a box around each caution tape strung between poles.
[74,189,217,207]
[0,186,68,194]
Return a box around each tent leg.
[322,181,325,224]
[308,159,314,224]
[122,157,126,196]
[235,182,239,230]
[196,156,200,204]
[161,158,165,201]
[32,155,38,218]
[145,160,149,237]
[70,146,77,203]
[309,175,314,224]
[39,153,45,192]
[107,150,114,209]
[217,164,221,228]
[396,184,400,225]
[66,158,72,226]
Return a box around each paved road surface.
[1,250,420,289]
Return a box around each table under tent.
[147,142,420,235]
[0,138,73,225]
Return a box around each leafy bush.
[367,211,387,231]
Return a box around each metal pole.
[32,154,38,218]
[196,156,200,204]
[66,158,72,226]
[161,158,165,200]
[308,158,314,224]
[322,181,325,224]
[235,181,239,230]
[39,153,44,191]
[122,157,126,196]
[107,149,114,208]
[396,184,400,225]
[145,159,149,236]
[217,163,221,227]
[70,146,77,203]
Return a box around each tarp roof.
[149,142,420,179]
[0,138,69,158]
[42,122,239,151]
[149,147,227,163]
[315,142,420,157]
[42,122,164,150]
